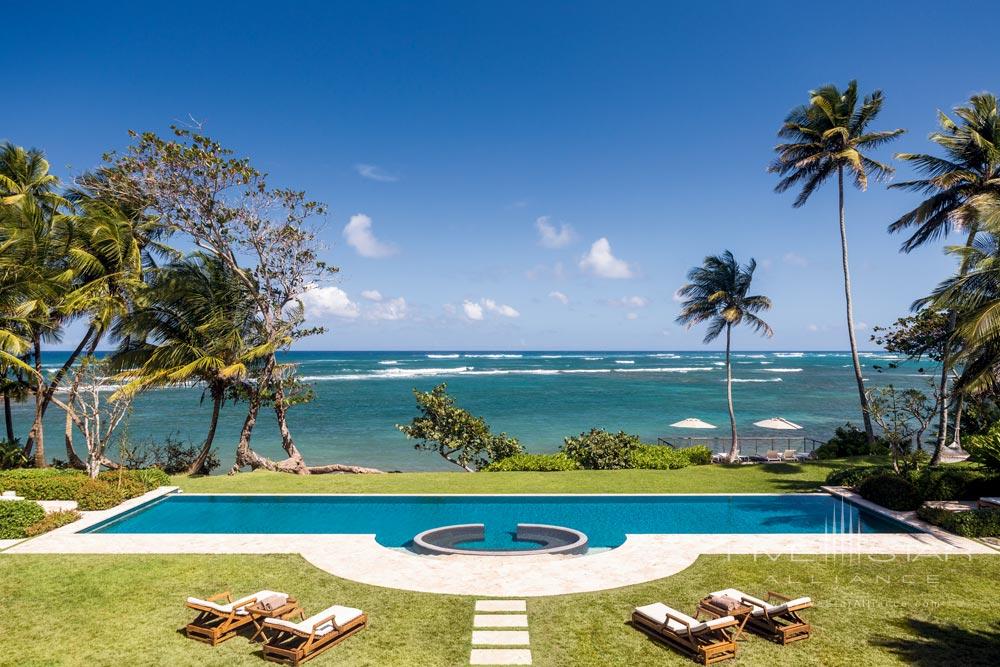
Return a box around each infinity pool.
[85,494,914,549]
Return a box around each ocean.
[15,351,936,471]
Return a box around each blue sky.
[4,1,999,350]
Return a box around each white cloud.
[354,163,398,182]
[443,303,457,315]
[615,295,648,308]
[579,238,633,278]
[462,301,484,321]
[361,289,383,302]
[367,296,408,320]
[343,214,398,258]
[483,299,520,318]
[856,321,868,331]
[298,285,359,319]
[626,312,639,320]
[462,298,520,321]
[535,216,575,248]
[672,289,684,303]
[549,291,569,305]
[807,323,819,332]
[783,252,808,267]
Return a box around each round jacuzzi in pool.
[411,523,588,556]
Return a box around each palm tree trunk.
[930,225,978,465]
[3,393,13,443]
[230,389,271,473]
[26,335,46,467]
[188,390,222,475]
[838,167,874,443]
[725,323,739,463]
[952,395,964,448]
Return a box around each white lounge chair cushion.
[265,605,363,637]
[711,588,811,617]
[187,590,286,616]
[634,603,733,634]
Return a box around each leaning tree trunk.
[268,353,308,474]
[3,393,13,443]
[24,325,96,458]
[838,167,874,443]
[724,324,739,463]
[187,389,223,475]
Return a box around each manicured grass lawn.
[171,457,883,495]
[2,552,999,666]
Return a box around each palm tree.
[923,234,1000,394]
[770,81,904,443]
[676,251,773,462]
[889,93,1000,461]
[110,254,264,474]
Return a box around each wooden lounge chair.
[185,589,288,645]
[632,602,738,664]
[261,604,367,665]
[765,450,782,463]
[782,449,798,461]
[710,588,812,644]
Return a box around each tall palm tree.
[889,93,1000,461]
[770,81,904,443]
[111,254,265,474]
[676,251,773,463]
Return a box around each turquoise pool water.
[86,494,914,549]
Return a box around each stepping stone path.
[469,599,531,665]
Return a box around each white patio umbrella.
[670,418,717,429]
[753,417,803,430]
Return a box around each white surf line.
[470,599,531,665]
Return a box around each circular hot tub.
[411,523,588,556]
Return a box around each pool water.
[86,494,914,548]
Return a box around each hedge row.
[485,443,713,472]
[482,453,581,472]
[917,505,1000,538]
[0,468,170,510]
[0,500,46,539]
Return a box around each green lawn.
[171,458,882,495]
[2,552,999,666]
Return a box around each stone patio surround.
[4,486,996,597]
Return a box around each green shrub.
[966,424,1000,474]
[679,445,713,466]
[858,473,922,511]
[627,444,691,470]
[24,509,81,537]
[132,436,221,475]
[481,453,581,472]
[0,468,160,511]
[826,465,892,488]
[917,504,1000,537]
[0,439,27,469]
[126,468,171,489]
[0,500,45,539]
[562,429,640,470]
[814,423,889,459]
[914,467,988,501]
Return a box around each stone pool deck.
[4,486,996,597]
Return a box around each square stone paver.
[475,600,527,612]
[470,648,532,665]
[474,614,528,628]
[472,630,530,645]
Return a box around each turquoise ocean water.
[18,350,936,471]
